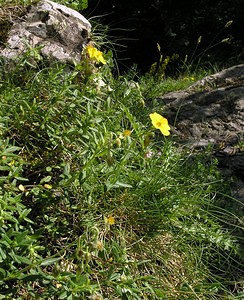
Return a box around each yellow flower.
[8,160,15,166]
[44,184,52,189]
[86,45,106,64]
[123,129,132,137]
[106,215,115,225]
[149,112,170,136]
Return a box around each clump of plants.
[0,3,243,299]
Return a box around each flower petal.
[149,112,170,136]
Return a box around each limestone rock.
[189,64,244,90]
[157,65,244,187]
[164,85,244,146]
[0,0,91,65]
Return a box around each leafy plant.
[0,12,243,299]
[0,138,42,297]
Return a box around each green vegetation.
[0,3,243,300]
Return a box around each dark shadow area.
[83,0,244,74]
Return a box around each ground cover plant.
[0,2,244,299]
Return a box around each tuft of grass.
[0,9,243,299]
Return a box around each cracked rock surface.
[0,0,91,65]
[157,65,244,200]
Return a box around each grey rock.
[0,0,91,65]
[188,64,244,90]
[165,86,244,140]
[157,65,244,189]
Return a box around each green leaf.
[46,166,52,172]
[114,181,133,188]
[59,291,68,299]
[40,175,52,184]
[79,170,86,184]
[18,208,32,222]
[14,255,32,265]
[14,176,29,181]
[40,257,61,266]
[0,250,5,261]
[3,146,20,153]
[67,293,73,300]
[106,181,133,190]
[0,166,10,171]
[63,163,70,176]
[0,268,6,278]
[81,0,88,10]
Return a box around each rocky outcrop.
[163,85,243,151]
[157,65,244,199]
[0,0,91,66]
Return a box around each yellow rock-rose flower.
[86,45,106,64]
[149,112,170,136]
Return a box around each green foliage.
[54,0,88,10]
[149,43,179,80]
[0,42,243,300]
[0,0,88,10]
[0,138,42,297]
[0,0,36,6]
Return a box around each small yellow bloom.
[123,129,132,137]
[149,112,170,136]
[106,215,115,225]
[8,160,15,166]
[86,45,106,64]
[44,184,52,189]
